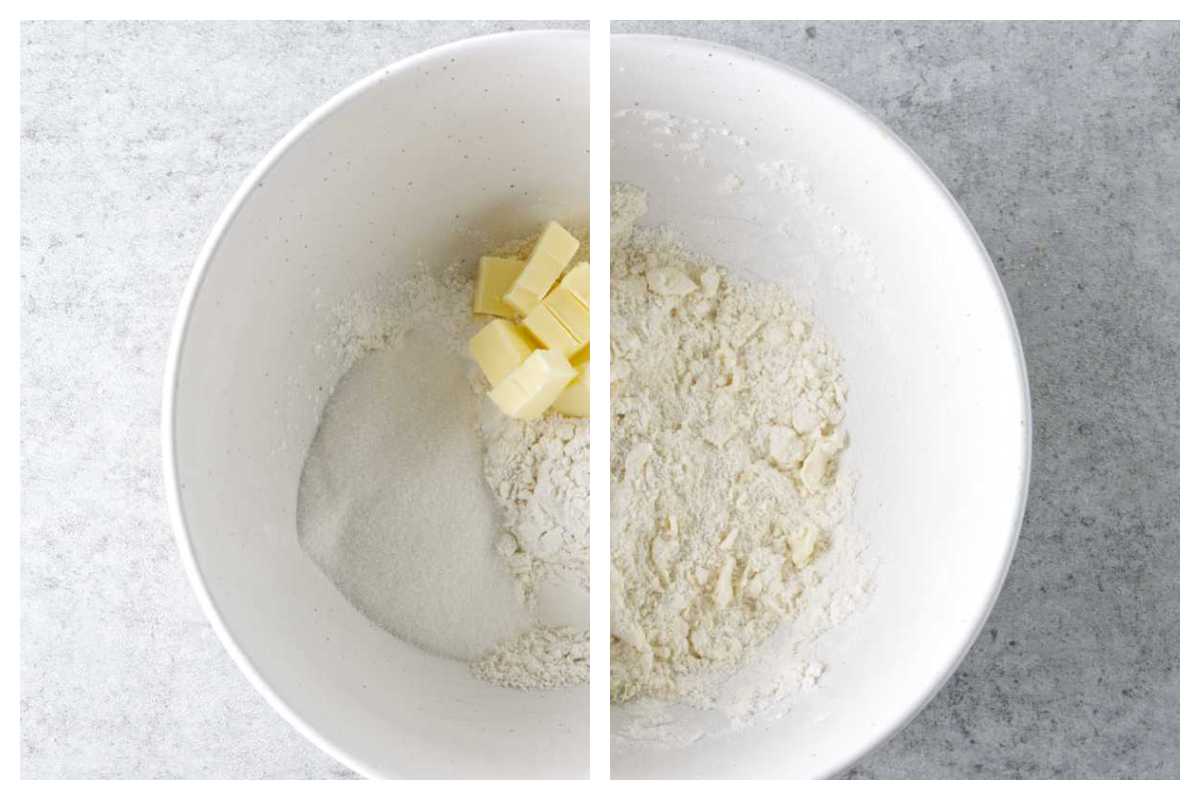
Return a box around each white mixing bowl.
[163,31,589,778]
[610,35,1031,778]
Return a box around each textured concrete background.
[611,20,1179,778]
[22,21,1178,778]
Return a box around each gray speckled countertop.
[22,21,1178,778]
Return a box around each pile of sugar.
[298,326,528,659]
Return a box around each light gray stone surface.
[22,21,1179,779]
[613,20,1180,779]
[20,20,585,779]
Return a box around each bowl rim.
[160,28,588,780]
[610,32,1033,778]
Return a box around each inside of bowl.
[610,35,1028,778]
[169,32,589,778]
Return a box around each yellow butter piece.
[473,256,525,317]
[552,360,589,417]
[469,319,535,386]
[522,301,584,357]
[489,350,577,420]
[542,284,589,349]
[560,261,589,307]
[502,221,580,315]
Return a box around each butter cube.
[552,360,589,417]
[560,261,589,307]
[503,221,580,315]
[542,284,589,348]
[473,256,525,318]
[523,301,585,357]
[469,319,535,386]
[489,350,577,420]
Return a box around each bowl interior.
[166,31,589,778]
[610,35,1029,778]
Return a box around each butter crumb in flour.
[610,185,869,718]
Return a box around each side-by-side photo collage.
[19,18,1181,782]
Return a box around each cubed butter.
[469,319,535,386]
[560,261,589,307]
[523,301,585,357]
[489,349,577,420]
[473,256,525,317]
[541,284,589,348]
[503,221,580,315]
[552,360,589,417]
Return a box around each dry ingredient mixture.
[297,228,589,690]
[611,185,866,708]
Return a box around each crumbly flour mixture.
[611,185,866,708]
[298,230,588,690]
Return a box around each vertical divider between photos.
[587,19,612,781]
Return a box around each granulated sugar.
[298,328,529,660]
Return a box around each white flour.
[298,235,589,689]
[611,186,870,733]
[471,626,589,690]
[477,401,590,602]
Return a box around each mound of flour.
[610,185,869,711]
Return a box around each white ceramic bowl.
[610,35,1031,778]
[163,31,589,778]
